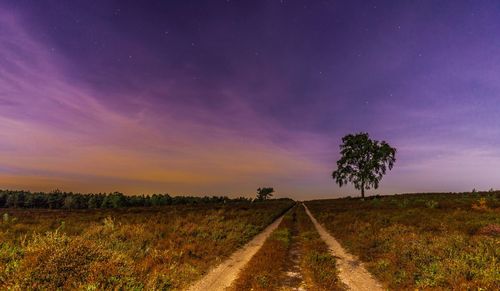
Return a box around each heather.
[0,200,293,289]
[306,192,500,290]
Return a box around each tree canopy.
[332,132,396,198]
[0,190,253,209]
[256,187,274,200]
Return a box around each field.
[1,192,498,290]
[0,200,293,289]
[306,192,500,290]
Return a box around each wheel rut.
[303,203,384,291]
[187,212,286,291]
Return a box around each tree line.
[0,189,254,209]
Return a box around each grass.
[230,205,344,290]
[3,191,496,289]
[296,205,344,290]
[230,207,294,290]
[0,200,293,289]
[306,192,500,290]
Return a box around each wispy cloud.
[0,8,329,197]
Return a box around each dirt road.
[187,213,286,291]
[303,204,384,291]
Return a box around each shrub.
[13,230,139,289]
[2,213,8,224]
[472,198,489,211]
[476,224,500,236]
[425,200,439,209]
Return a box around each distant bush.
[370,198,382,207]
[425,200,439,209]
[396,198,409,208]
[472,198,489,211]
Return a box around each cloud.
[0,8,330,198]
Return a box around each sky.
[1,0,500,199]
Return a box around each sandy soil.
[187,213,286,291]
[303,204,384,291]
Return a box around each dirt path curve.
[187,213,286,291]
[303,204,384,291]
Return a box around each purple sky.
[1,0,500,199]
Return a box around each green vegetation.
[0,200,293,289]
[306,192,500,290]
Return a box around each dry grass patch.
[230,208,294,290]
[297,205,345,290]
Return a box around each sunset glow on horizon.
[2,1,500,199]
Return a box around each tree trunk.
[361,180,365,198]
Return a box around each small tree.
[63,196,76,209]
[332,132,396,198]
[256,187,274,200]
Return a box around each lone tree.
[332,132,396,198]
[256,187,274,200]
